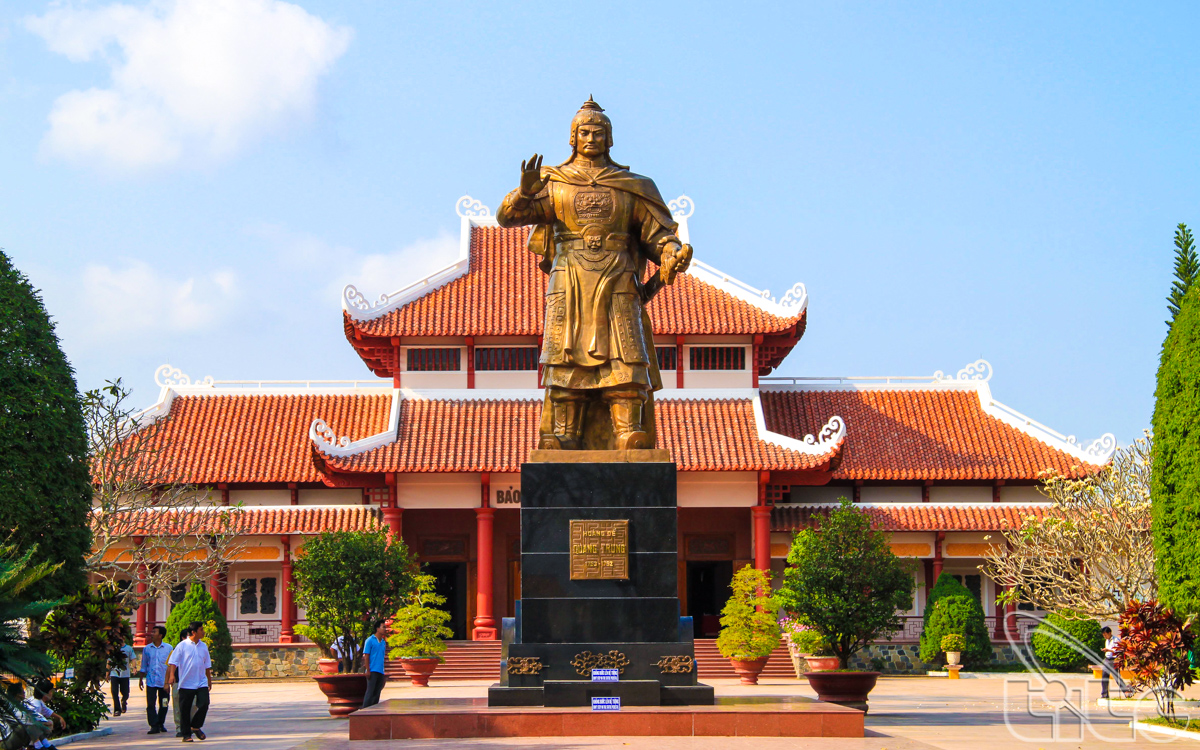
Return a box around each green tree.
[918,574,991,666]
[778,500,916,669]
[0,545,61,733]
[1030,611,1103,671]
[388,574,454,661]
[0,250,92,600]
[1168,223,1198,326]
[163,582,233,676]
[291,530,415,672]
[716,566,780,659]
[1152,283,1200,618]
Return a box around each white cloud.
[80,260,238,338]
[334,234,461,301]
[26,0,352,170]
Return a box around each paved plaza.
[72,675,1193,750]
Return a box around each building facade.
[122,195,1115,672]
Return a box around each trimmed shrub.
[164,582,233,676]
[1031,611,1103,671]
[1153,281,1200,619]
[920,593,991,666]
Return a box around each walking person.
[171,626,199,737]
[166,621,213,742]
[138,625,173,734]
[361,621,388,709]
[109,637,137,716]
[1100,626,1124,699]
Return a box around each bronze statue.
[497,98,692,451]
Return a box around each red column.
[752,506,771,571]
[993,584,1007,641]
[134,536,147,646]
[466,336,475,389]
[383,474,402,542]
[473,507,497,640]
[931,531,944,584]
[209,568,227,617]
[280,535,295,643]
[675,336,685,388]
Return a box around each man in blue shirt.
[138,626,173,735]
[361,621,388,708]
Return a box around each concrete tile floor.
[73,675,1196,750]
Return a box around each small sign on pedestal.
[591,668,619,682]
[592,697,621,711]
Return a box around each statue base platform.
[488,680,715,707]
[348,696,865,740]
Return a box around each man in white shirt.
[166,621,213,742]
[1100,626,1124,699]
[139,625,173,734]
[109,640,137,716]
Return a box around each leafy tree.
[291,531,416,672]
[1152,284,1200,619]
[986,437,1153,619]
[1114,600,1196,720]
[1030,611,1103,671]
[388,573,454,661]
[0,250,92,600]
[1168,223,1198,326]
[0,545,61,734]
[778,500,916,669]
[716,566,780,659]
[919,590,991,667]
[163,583,233,676]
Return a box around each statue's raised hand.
[520,153,545,197]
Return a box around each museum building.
[119,196,1116,676]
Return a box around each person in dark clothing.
[361,621,388,709]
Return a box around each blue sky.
[1,1,1195,447]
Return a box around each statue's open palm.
[520,153,545,196]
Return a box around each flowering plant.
[779,615,831,656]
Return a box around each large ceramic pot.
[804,671,880,713]
[317,658,339,675]
[946,651,962,666]
[803,656,841,672]
[400,658,440,687]
[312,673,368,717]
[729,656,769,685]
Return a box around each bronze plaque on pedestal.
[569,519,629,580]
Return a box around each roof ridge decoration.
[155,364,213,387]
[933,359,992,382]
[686,259,808,319]
[308,387,402,458]
[751,392,846,456]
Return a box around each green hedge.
[164,582,233,676]
[920,593,992,666]
[1031,612,1103,671]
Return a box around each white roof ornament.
[154,364,213,388]
[669,195,694,243]
[310,418,351,452]
[803,415,846,451]
[455,195,492,218]
[1066,433,1118,463]
[934,359,993,383]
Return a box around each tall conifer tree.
[1168,223,1198,326]
[1152,280,1200,618]
[0,250,91,599]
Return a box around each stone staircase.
[693,639,797,679]
[385,640,502,681]
[383,639,798,682]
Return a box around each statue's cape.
[542,164,677,230]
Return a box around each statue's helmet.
[569,96,613,150]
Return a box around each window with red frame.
[406,348,461,371]
[475,347,540,371]
[655,346,678,371]
[689,346,746,371]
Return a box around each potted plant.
[941,634,965,666]
[291,530,416,715]
[387,573,454,686]
[778,500,917,712]
[716,566,780,685]
[295,623,339,675]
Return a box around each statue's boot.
[540,389,586,450]
[604,388,651,450]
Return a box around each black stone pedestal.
[489,455,713,707]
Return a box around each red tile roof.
[345,225,804,339]
[320,396,840,474]
[771,503,1050,532]
[761,389,1099,481]
[102,506,381,536]
[149,393,392,484]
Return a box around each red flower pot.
[804,670,880,713]
[729,656,769,685]
[400,658,440,687]
[317,658,339,675]
[312,673,368,717]
[804,656,841,672]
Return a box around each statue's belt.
[555,233,631,254]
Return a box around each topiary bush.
[717,566,780,659]
[1031,611,1104,671]
[164,582,233,676]
[919,592,991,667]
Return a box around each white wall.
[395,473,480,508]
[231,490,290,506]
[859,486,922,503]
[928,486,992,504]
[297,489,362,505]
[489,473,522,508]
[789,485,853,504]
[677,471,757,507]
[1000,485,1046,504]
[401,372,468,389]
[475,371,538,389]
